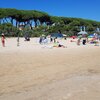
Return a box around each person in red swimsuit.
[1,33,5,47]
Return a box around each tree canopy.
[0,8,100,37]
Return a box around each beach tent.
[50,33,63,38]
[88,34,94,38]
[78,31,87,35]
[88,33,99,38]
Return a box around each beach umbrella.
[78,35,82,38]
[78,31,87,35]
[63,34,67,37]
[51,33,63,38]
[71,36,77,39]
[88,34,94,38]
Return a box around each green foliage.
[0,8,100,37]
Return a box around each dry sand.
[0,38,100,100]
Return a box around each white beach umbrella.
[78,31,87,35]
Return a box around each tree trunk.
[11,18,13,25]
[16,21,18,28]
[5,18,8,23]
[3,18,5,23]
[34,19,37,27]
[29,21,33,29]
[0,19,1,24]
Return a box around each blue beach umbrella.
[51,33,63,38]
[88,34,94,38]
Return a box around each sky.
[0,0,100,22]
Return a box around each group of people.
[39,36,55,44]
[1,33,20,47]
[77,33,100,46]
[77,36,88,45]
[1,33,100,48]
[39,36,48,44]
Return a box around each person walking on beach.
[1,33,6,47]
[17,35,20,46]
[77,38,81,45]
[39,36,43,44]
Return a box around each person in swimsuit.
[1,33,5,47]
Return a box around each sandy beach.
[0,37,100,100]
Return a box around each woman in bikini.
[1,33,5,47]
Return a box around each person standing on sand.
[77,38,81,45]
[17,35,20,46]
[1,33,6,47]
